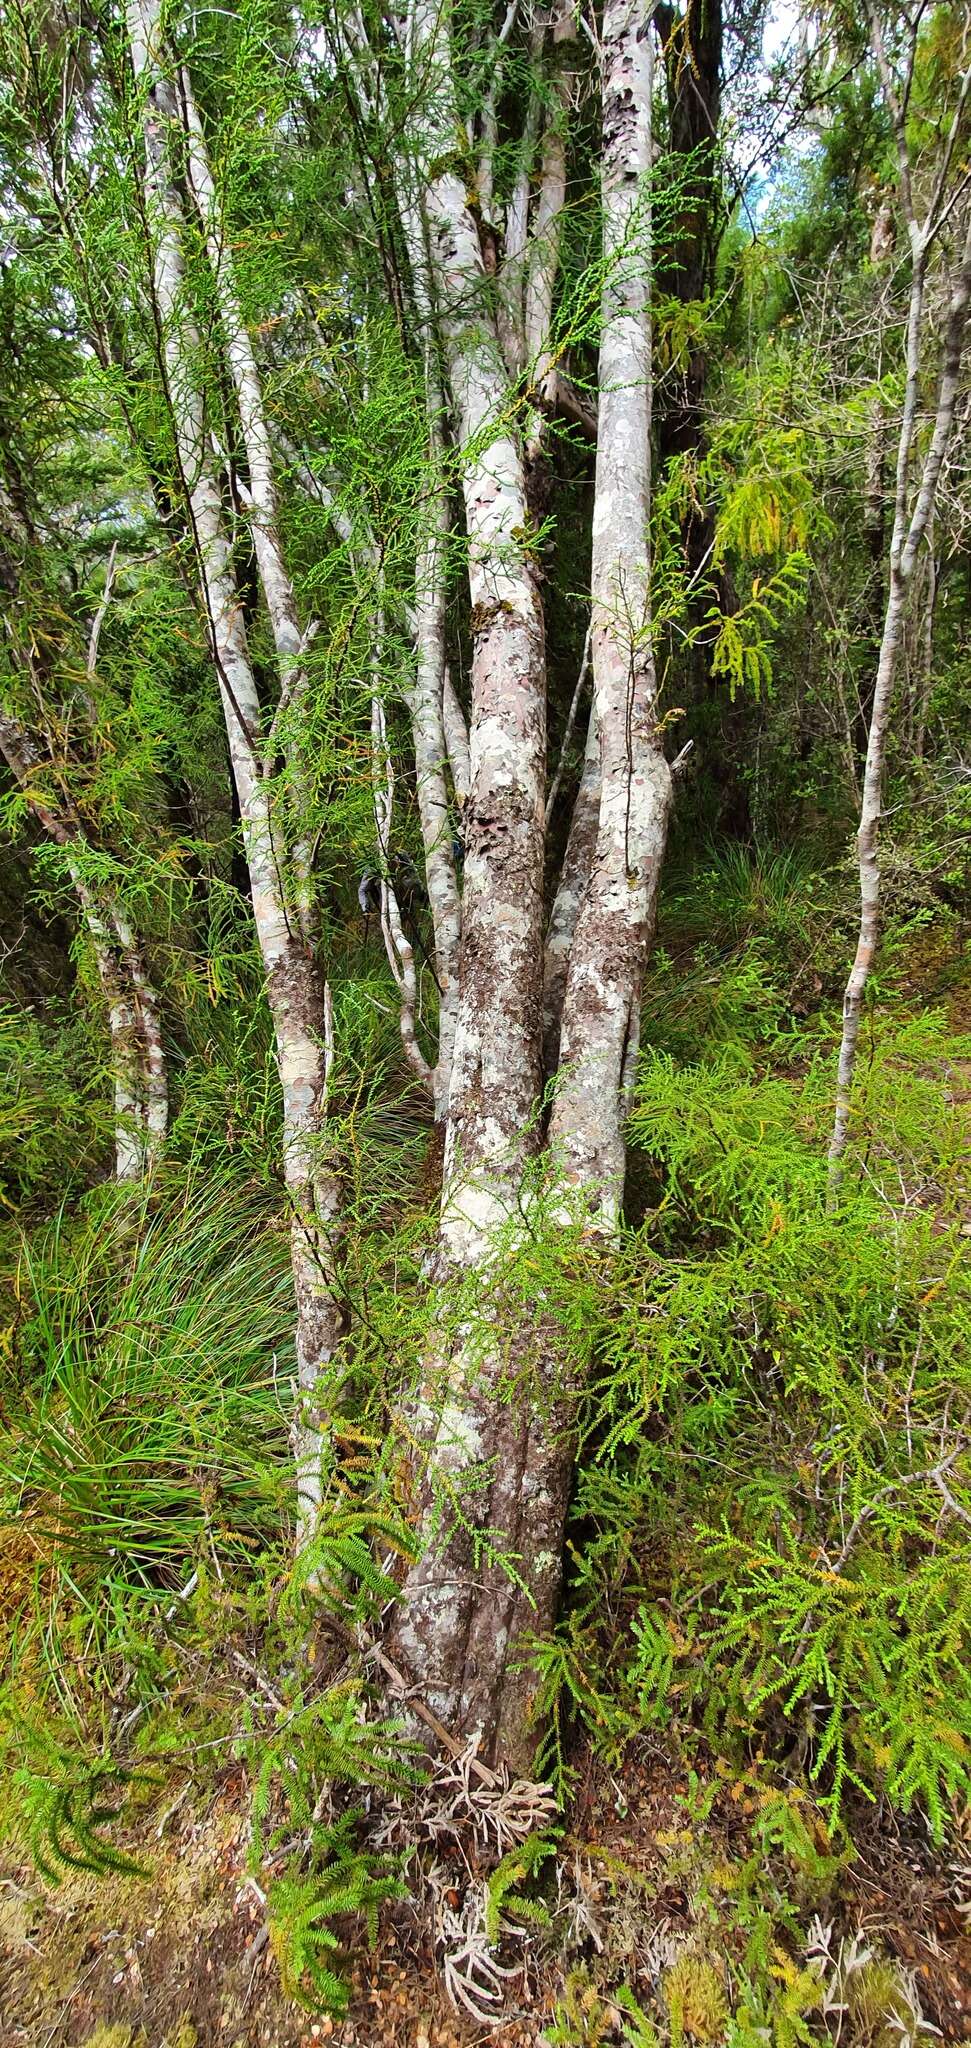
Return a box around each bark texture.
[396,175,463,1115]
[543,694,599,1079]
[550,0,671,1230]
[387,0,555,1765]
[523,0,577,460]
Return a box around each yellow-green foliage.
[847,1960,936,2048]
[529,992,971,1835]
[663,1953,729,2045]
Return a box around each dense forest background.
[0,0,969,2041]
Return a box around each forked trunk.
[387,0,554,1764]
[388,0,671,1767]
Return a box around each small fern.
[484,1827,557,1942]
[19,1761,155,1883]
[267,1813,402,2014]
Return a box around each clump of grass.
[0,1159,296,1691]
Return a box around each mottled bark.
[442,665,471,806]
[400,0,547,1250]
[128,0,343,1535]
[387,0,553,1765]
[550,0,671,1230]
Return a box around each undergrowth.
[0,849,968,2034]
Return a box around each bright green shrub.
[538,1013,971,1834]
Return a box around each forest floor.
[3,876,970,2048]
[2,1733,970,2047]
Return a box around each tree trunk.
[396,174,463,1116]
[0,704,167,1181]
[386,0,552,1765]
[543,694,599,1080]
[177,66,319,945]
[550,0,671,1230]
[654,0,722,597]
[127,0,344,1538]
[913,512,938,762]
[523,0,577,463]
[828,65,971,1196]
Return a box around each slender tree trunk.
[828,184,971,1195]
[74,879,161,1180]
[523,0,576,463]
[543,694,599,1079]
[0,706,167,1180]
[550,0,671,1229]
[127,0,343,1537]
[371,692,433,1095]
[395,177,463,1115]
[410,473,463,1115]
[913,513,938,761]
[654,0,723,639]
[177,66,320,942]
[857,396,887,763]
[442,664,470,806]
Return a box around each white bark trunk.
[402,0,547,1257]
[524,1,576,457]
[442,665,470,805]
[828,187,971,1196]
[177,65,318,944]
[73,876,153,1180]
[411,488,462,1115]
[396,178,463,1115]
[128,0,343,1535]
[549,0,671,1231]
